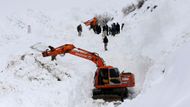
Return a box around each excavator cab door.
[97,68,109,85]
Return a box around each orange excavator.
[42,44,135,101]
[84,17,97,27]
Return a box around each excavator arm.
[42,44,105,67]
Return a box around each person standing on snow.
[103,24,109,36]
[103,36,108,51]
[77,24,82,36]
[121,23,124,30]
[116,23,120,34]
[111,23,116,36]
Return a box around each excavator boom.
[42,44,105,67]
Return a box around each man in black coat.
[116,23,120,34]
[103,24,109,36]
[103,36,108,51]
[93,25,101,34]
[121,23,124,30]
[77,24,82,36]
[111,23,116,36]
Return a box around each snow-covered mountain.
[0,0,190,107]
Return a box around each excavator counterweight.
[42,44,135,101]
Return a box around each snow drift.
[0,0,190,107]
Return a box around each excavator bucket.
[42,46,57,61]
[42,44,76,61]
[92,88,128,102]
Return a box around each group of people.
[77,20,125,51]
[92,22,124,37]
[109,23,120,36]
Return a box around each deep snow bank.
[118,0,190,106]
[120,42,190,107]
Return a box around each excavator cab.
[97,68,120,85]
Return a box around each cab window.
[110,68,119,78]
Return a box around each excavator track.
[92,88,128,102]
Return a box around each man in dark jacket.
[116,23,120,34]
[121,23,124,30]
[111,23,116,36]
[103,36,108,51]
[93,25,101,34]
[103,24,109,36]
[77,24,82,36]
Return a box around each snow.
[120,42,190,107]
[0,0,190,107]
